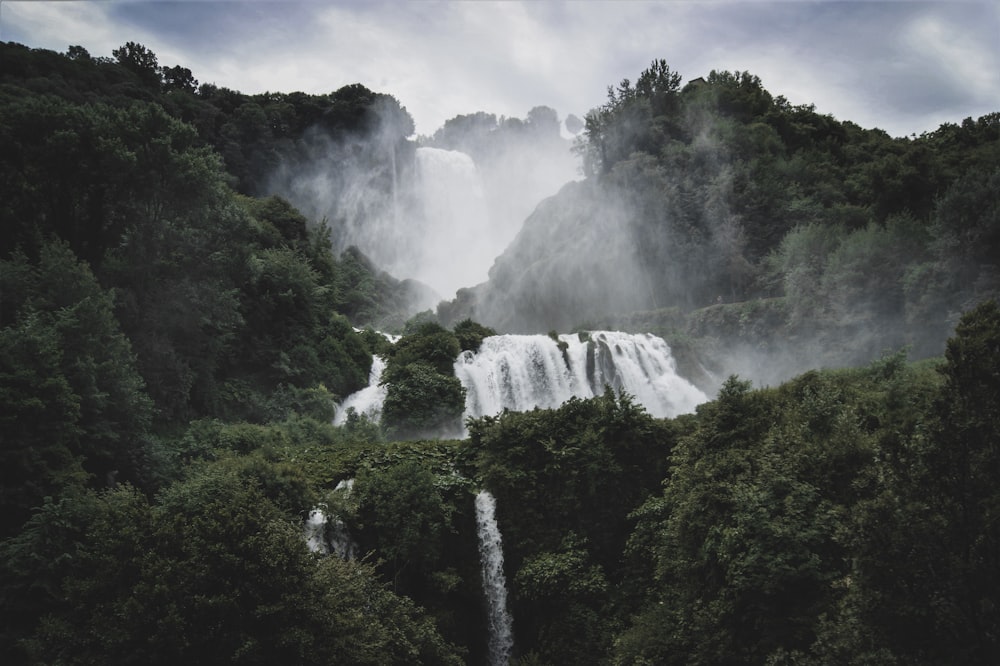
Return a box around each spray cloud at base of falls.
[475,489,514,666]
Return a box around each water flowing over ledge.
[333,355,389,426]
[476,489,514,666]
[334,331,708,428]
[455,331,707,420]
[303,479,357,559]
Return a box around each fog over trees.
[1,41,999,664]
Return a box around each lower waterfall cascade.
[475,489,514,666]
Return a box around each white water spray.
[455,331,707,420]
[304,509,328,553]
[334,331,707,432]
[334,355,389,426]
[475,490,514,666]
[303,479,357,559]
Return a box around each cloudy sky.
[2,0,998,138]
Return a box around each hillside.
[1,42,999,665]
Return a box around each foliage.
[381,362,466,440]
[376,321,466,439]
[354,460,454,578]
[2,39,1000,666]
[827,299,1000,664]
[450,59,1000,366]
[467,390,674,660]
[0,243,154,537]
[0,457,463,665]
[613,313,1000,665]
[453,318,497,352]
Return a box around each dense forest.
[2,41,999,665]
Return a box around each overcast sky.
[2,0,998,138]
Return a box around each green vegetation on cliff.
[446,61,1000,380]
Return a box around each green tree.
[354,460,454,586]
[161,64,197,93]
[0,243,154,536]
[0,457,463,665]
[452,318,496,352]
[111,41,161,89]
[381,362,466,439]
[467,391,672,661]
[0,314,86,537]
[922,300,1000,661]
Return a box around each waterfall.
[303,479,357,559]
[334,355,389,425]
[413,147,492,298]
[333,331,707,431]
[476,490,514,666]
[455,331,707,420]
[302,508,357,559]
[304,509,328,553]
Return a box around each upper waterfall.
[412,147,492,298]
[454,331,707,420]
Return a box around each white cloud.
[1,1,118,53]
[2,0,997,137]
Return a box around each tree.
[0,243,154,536]
[161,64,198,93]
[564,113,584,135]
[0,456,463,665]
[467,391,671,661]
[924,300,1000,661]
[354,460,454,585]
[381,362,466,439]
[65,45,91,62]
[0,313,86,538]
[526,106,560,137]
[112,41,161,88]
[453,318,496,352]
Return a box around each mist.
[267,66,994,401]
[434,67,996,396]
[269,102,579,305]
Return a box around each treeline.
[448,61,1000,371]
[0,41,468,662]
[356,303,999,664]
[4,297,999,663]
[508,302,1000,664]
[1,41,414,196]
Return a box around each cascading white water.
[333,331,707,431]
[413,147,493,298]
[303,479,357,559]
[304,509,329,553]
[455,331,707,420]
[475,490,514,666]
[334,355,388,425]
[303,508,356,559]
